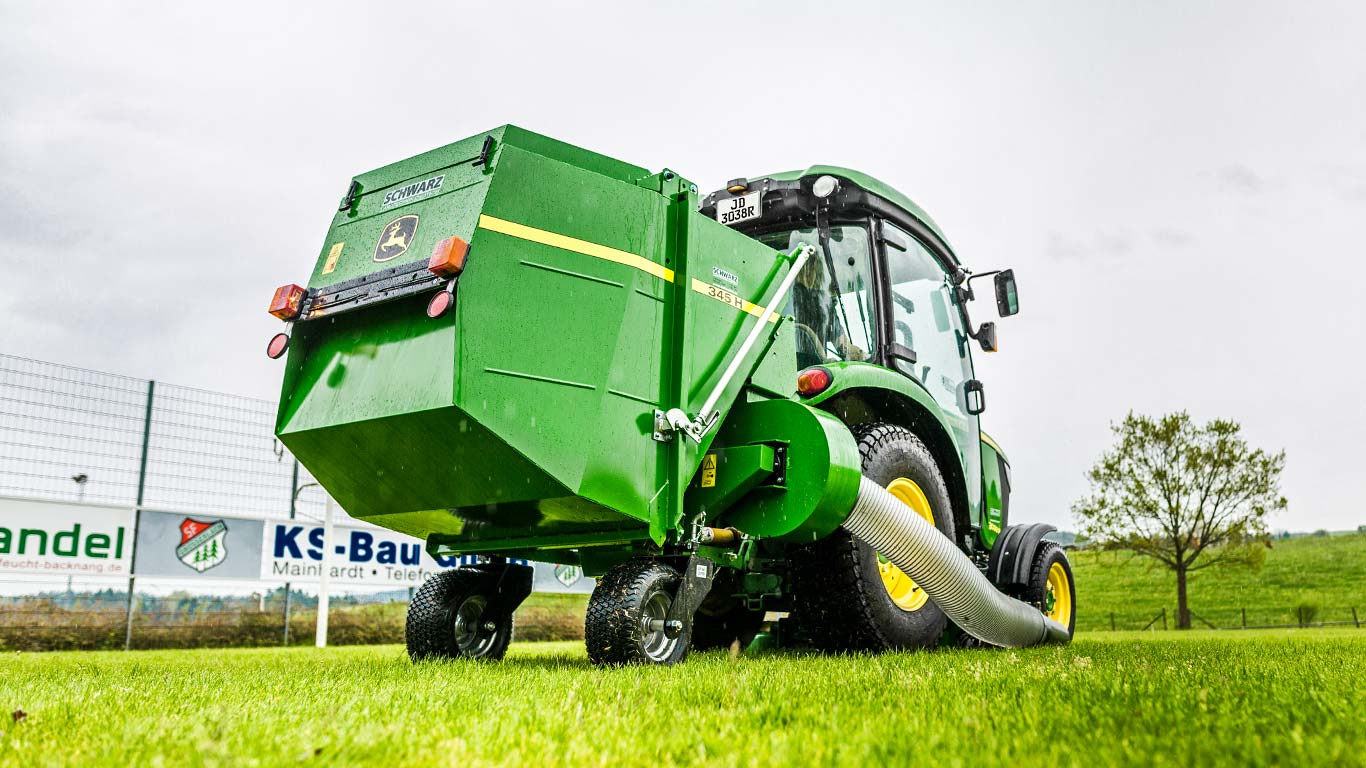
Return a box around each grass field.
[1070,533,1366,630]
[2,630,1361,767]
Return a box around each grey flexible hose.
[842,477,1070,648]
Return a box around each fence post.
[124,380,155,651]
[284,460,298,646]
[1353,607,1360,629]
[1241,607,1247,629]
[1161,608,1167,631]
[1110,612,1116,631]
[315,493,335,648]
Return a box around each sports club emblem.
[176,518,229,573]
[553,564,583,588]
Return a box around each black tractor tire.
[406,569,514,661]
[790,423,957,652]
[585,559,689,666]
[1024,542,1076,638]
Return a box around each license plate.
[716,191,762,227]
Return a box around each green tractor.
[267,126,1075,665]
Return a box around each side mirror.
[994,270,1019,317]
[976,321,998,353]
[964,379,986,415]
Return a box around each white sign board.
[0,497,595,593]
[0,498,134,576]
[263,520,459,587]
[133,510,265,579]
[261,521,595,592]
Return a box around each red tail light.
[426,290,454,318]
[428,236,470,278]
[796,367,832,398]
[266,332,290,359]
[268,284,306,320]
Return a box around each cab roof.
[756,165,950,245]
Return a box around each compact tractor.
[267,126,1076,665]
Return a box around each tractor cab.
[701,168,1023,555]
[700,166,1018,402]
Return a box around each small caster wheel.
[406,568,513,661]
[585,559,689,666]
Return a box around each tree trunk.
[1175,566,1191,629]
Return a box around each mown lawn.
[1,629,1361,767]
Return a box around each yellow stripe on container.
[690,279,779,323]
[478,214,674,282]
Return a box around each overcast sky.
[2,1,1363,532]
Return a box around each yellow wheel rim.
[1045,561,1073,628]
[877,477,934,612]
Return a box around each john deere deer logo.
[373,214,419,262]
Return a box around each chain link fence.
[0,354,588,651]
[0,353,328,521]
[1081,605,1363,632]
[0,354,380,650]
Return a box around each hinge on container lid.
[457,135,496,168]
[338,180,361,213]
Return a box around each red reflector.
[428,236,470,277]
[796,367,832,397]
[266,332,290,359]
[268,284,306,320]
[426,290,454,318]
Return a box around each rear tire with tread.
[1024,542,1076,638]
[790,422,957,652]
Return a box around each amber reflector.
[428,236,470,278]
[268,284,305,320]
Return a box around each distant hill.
[1070,532,1366,630]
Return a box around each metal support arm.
[655,245,814,443]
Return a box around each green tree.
[1073,412,1284,628]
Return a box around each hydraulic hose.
[841,477,1070,648]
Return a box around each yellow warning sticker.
[700,453,717,488]
[322,242,345,274]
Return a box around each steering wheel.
[792,322,829,359]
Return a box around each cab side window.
[881,221,975,419]
[759,225,877,368]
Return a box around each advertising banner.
[262,520,442,587]
[133,510,265,579]
[0,497,593,593]
[532,562,593,594]
[263,520,596,592]
[0,498,134,576]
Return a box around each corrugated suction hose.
[842,477,1070,648]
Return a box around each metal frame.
[295,257,447,322]
[657,244,814,443]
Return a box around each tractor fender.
[986,522,1057,593]
[803,362,972,542]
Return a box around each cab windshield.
[758,225,878,369]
